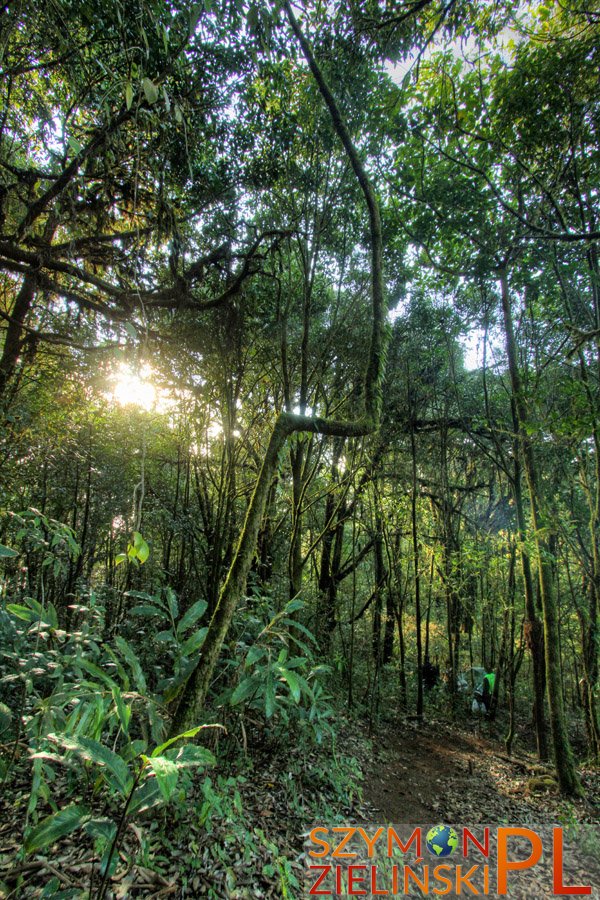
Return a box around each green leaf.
[103,646,130,690]
[74,656,118,690]
[151,724,205,757]
[285,597,304,614]
[115,553,127,566]
[177,599,208,636]
[6,603,38,622]
[180,627,207,656]
[47,734,132,797]
[142,77,159,104]
[245,645,266,668]
[144,755,178,801]
[278,668,301,703]
[264,676,276,719]
[166,588,178,620]
[83,817,117,842]
[309,664,332,678]
[231,677,258,706]
[281,619,316,643]
[25,804,89,853]
[127,531,149,565]
[0,702,12,735]
[137,540,149,564]
[124,321,137,340]
[244,645,267,669]
[155,629,175,643]
[167,744,216,769]
[0,543,18,558]
[130,604,164,617]
[111,685,131,736]
[45,601,59,629]
[67,135,82,155]
[125,81,134,110]
[114,635,147,693]
[128,778,162,816]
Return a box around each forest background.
[0,0,599,895]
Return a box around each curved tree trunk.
[169,5,388,736]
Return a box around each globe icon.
[425,825,459,858]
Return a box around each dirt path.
[354,716,600,897]
[361,717,483,823]
[360,716,599,826]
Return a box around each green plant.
[8,509,81,579]
[126,587,208,699]
[228,597,335,742]
[115,531,150,567]
[27,724,216,896]
[0,574,218,893]
[257,828,301,898]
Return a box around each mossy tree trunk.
[499,267,583,797]
[510,416,549,760]
[169,4,388,736]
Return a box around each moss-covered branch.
[169,7,388,736]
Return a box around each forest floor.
[359,713,599,825]
[2,713,599,897]
[354,713,600,899]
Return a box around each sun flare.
[107,364,161,412]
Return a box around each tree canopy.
[1,0,599,894]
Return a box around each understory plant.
[225,595,335,743]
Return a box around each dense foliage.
[0,0,599,895]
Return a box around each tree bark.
[169,5,388,736]
[499,267,582,796]
[510,422,549,760]
[410,423,423,717]
[0,273,36,401]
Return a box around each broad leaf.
[83,817,117,842]
[111,685,131,735]
[0,543,18,558]
[130,604,165,617]
[144,755,179,801]
[264,675,276,719]
[177,599,208,636]
[114,635,147,693]
[278,667,301,703]
[180,627,207,657]
[74,657,118,690]
[245,645,266,668]
[151,724,205,757]
[25,804,89,853]
[231,677,258,706]
[142,77,159,104]
[167,744,216,769]
[6,604,38,622]
[47,734,132,796]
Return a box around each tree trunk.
[511,434,549,760]
[170,4,388,737]
[499,267,582,796]
[410,424,423,717]
[0,273,36,401]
